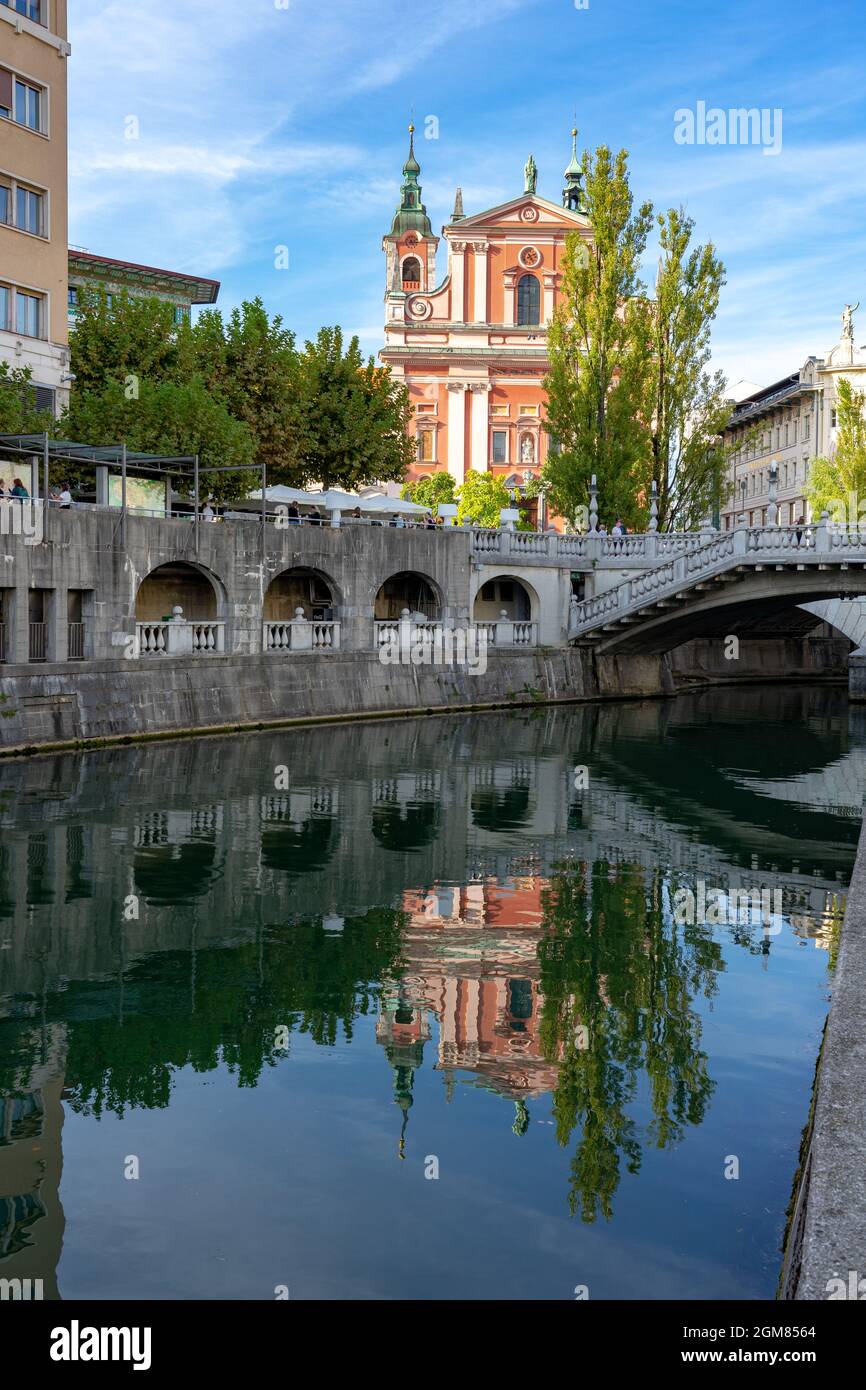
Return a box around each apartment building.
[68,249,220,330]
[0,0,71,413]
[721,306,866,528]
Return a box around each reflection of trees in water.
[538,861,721,1224]
[261,815,336,874]
[55,908,406,1118]
[471,785,531,833]
[371,801,440,852]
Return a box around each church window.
[516,273,540,326]
[402,257,422,288]
[417,430,434,462]
[492,431,508,464]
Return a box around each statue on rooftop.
[842,301,860,341]
[524,153,538,195]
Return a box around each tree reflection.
[538,860,722,1223]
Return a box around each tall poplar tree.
[640,208,730,530]
[542,146,653,530]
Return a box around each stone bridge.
[568,519,866,655]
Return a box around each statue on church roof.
[524,153,538,195]
[842,301,860,341]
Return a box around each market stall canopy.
[238,486,430,515]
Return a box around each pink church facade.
[380,129,593,504]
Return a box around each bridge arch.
[581,569,866,657]
[374,570,441,621]
[472,573,538,623]
[135,561,227,622]
[264,566,341,621]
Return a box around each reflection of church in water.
[376,878,564,1154]
[0,1027,65,1299]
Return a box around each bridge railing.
[569,515,862,638]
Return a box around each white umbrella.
[358,493,431,515]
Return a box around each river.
[0,686,860,1299]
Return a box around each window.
[519,404,539,416]
[0,66,11,119]
[15,289,41,337]
[402,257,422,288]
[16,184,43,235]
[417,430,434,463]
[516,273,540,326]
[14,79,42,132]
[0,1,45,22]
[831,408,838,429]
[492,430,507,463]
[173,304,188,325]
[490,404,509,416]
[0,181,9,225]
[0,284,9,330]
[68,286,78,308]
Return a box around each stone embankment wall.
[782,816,866,1300]
[0,647,673,753]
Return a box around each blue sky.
[68,0,866,390]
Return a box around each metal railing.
[28,622,47,662]
[67,622,85,660]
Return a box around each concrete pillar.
[290,608,312,650]
[495,610,515,647]
[849,647,866,702]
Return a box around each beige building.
[0,0,70,414]
[722,305,866,529]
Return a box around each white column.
[450,240,466,323]
[447,383,466,484]
[542,272,556,325]
[470,385,489,472]
[472,242,488,323]
[502,272,516,327]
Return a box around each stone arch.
[264,566,341,622]
[374,570,442,621]
[472,572,539,623]
[134,561,226,622]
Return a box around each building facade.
[380,128,591,497]
[0,0,70,413]
[721,306,866,529]
[67,250,220,331]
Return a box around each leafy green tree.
[638,208,730,530]
[542,146,653,530]
[65,377,255,501]
[401,471,456,508]
[538,858,719,1222]
[69,287,191,395]
[807,378,866,522]
[292,327,415,490]
[0,362,56,435]
[192,297,300,484]
[456,469,512,526]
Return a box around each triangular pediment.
[446,194,590,234]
